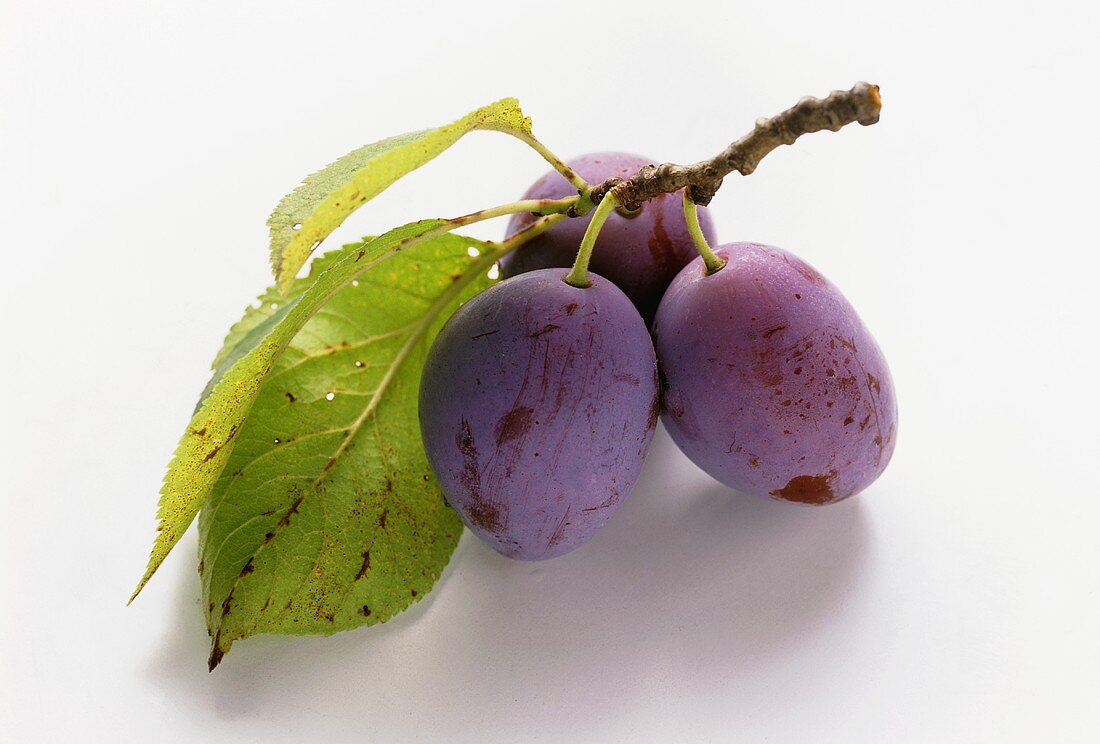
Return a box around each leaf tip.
[128,557,160,605]
[208,635,228,671]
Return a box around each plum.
[654,242,896,504]
[419,269,659,559]
[502,152,718,322]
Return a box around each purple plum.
[503,152,718,322]
[654,242,897,504]
[419,269,659,559]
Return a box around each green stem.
[515,132,591,197]
[449,196,578,229]
[486,212,568,255]
[564,194,618,288]
[682,190,726,273]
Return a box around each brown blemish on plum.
[646,392,660,431]
[762,324,788,339]
[784,254,827,286]
[583,491,620,512]
[563,302,579,316]
[529,323,560,338]
[613,371,641,386]
[467,499,505,533]
[546,506,571,550]
[496,406,535,447]
[836,336,858,353]
[470,329,499,340]
[752,349,784,386]
[771,472,837,504]
[867,373,881,394]
[457,419,506,533]
[648,206,675,274]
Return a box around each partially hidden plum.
[502,152,718,322]
[654,242,897,504]
[419,269,659,559]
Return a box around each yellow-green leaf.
[130,218,459,604]
[199,233,498,668]
[268,98,532,291]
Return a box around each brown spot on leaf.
[208,638,225,672]
[377,508,388,529]
[277,496,304,528]
[201,424,240,463]
[355,550,371,580]
[239,557,254,576]
[359,605,371,617]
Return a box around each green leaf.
[199,233,497,668]
[268,98,532,291]
[129,217,464,604]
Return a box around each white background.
[2,1,1097,741]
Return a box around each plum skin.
[419,269,659,559]
[502,152,718,322]
[653,242,897,504]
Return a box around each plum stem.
[682,190,726,274]
[589,82,881,209]
[564,193,619,288]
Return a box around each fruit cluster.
[420,153,897,561]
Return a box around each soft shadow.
[145,426,871,734]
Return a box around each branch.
[590,81,882,209]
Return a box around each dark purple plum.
[419,269,659,560]
[654,242,897,504]
[503,152,718,321]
